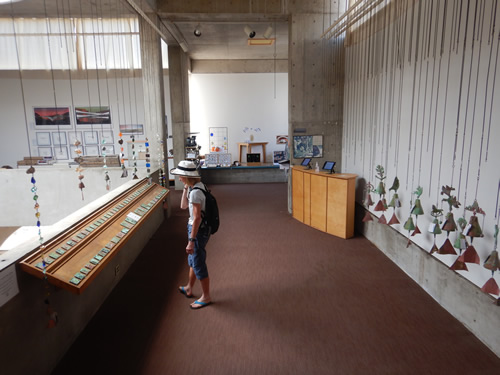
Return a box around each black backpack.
[192,184,220,234]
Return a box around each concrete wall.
[0,180,166,375]
[345,1,500,357]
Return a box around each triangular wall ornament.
[450,257,468,271]
[374,200,386,211]
[388,212,400,225]
[378,214,387,224]
[430,244,439,254]
[481,278,500,296]
[411,226,421,236]
[362,210,373,222]
[438,238,457,255]
[462,245,480,264]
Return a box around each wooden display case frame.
[20,179,169,295]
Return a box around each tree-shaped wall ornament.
[428,205,444,254]
[387,176,401,225]
[73,140,85,200]
[118,132,128,178]
[373,165,388,224]
[481,225,500,296]
[362,182,375,222]
[437,185,460,255]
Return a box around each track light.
[193,24,201,37]
[263,25,273,39]
[244,25,256,39]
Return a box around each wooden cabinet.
[292,166,357,239]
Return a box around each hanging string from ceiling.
[11,0,57,328]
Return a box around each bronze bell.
[404,217,415,231]
[365,194,374,207]
[484,250,500,272]
[411,199,424,216]
[465,215,483,238]
[441,212,457,232]
[388,193,401,208]
[453,233,468,251]
[375,181,386,196]
[428,218,442,235]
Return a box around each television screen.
[322,161,336,172]
[301,158,312,166]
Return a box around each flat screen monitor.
[301,158,312,168]
[322,161,336,173]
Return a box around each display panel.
[322,161,336,173]
[301,158,312,167]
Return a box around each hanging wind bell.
[101,138,110,190]
[362,182,375,222]
[404,186,424,247]
[461,200,485,265]
[157,133,165,187]
[372,165,388,224]
[131,135,138,180]
[387,176,401,225]
[118,132,127,178]
[481,225,500,296]
[27,166,58,328]
[73,140,85,200]
[428,205,444,254]
[450,217,469,271]
[145,138,152,185]
[438,185,460,255]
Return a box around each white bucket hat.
[170,160,200,177]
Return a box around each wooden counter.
[292,166,357,239]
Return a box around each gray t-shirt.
[188,182,206,225]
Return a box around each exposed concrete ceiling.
[0,0,290,62]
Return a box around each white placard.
[0,264,19,308]
[127,212,141,222]
[463,224,472,236]
[428,223,436,233]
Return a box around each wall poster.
[293,135,323,158]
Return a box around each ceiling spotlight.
[244,25,256,39]
[193,24,202,37]
[263,25,273,39]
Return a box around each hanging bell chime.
[484,250,500,272]
[411,199,424,215]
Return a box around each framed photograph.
[34,107,71,126]
[276,135,288,144]
[84,131,99,145]
[38,147,52,157]
[86,145,99,156]
[75,106,111,125]
[293,135,323,158]
[68,131,82,145]
[273,151,286,164]
[52,132,67,146]
[53,146,69,160]
[100,130,114,143]
[36,132,51,146]
[119,124,144,135]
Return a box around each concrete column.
[138,14,170,215]
[167,45,191,190]
[287,10,344,211]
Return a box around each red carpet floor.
[52,183,500,375]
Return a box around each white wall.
[343,1,500,294]
[0,73,171,225]
[189,73,289,163]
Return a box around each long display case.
[292,166,357,239]
[20,180,169,294]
